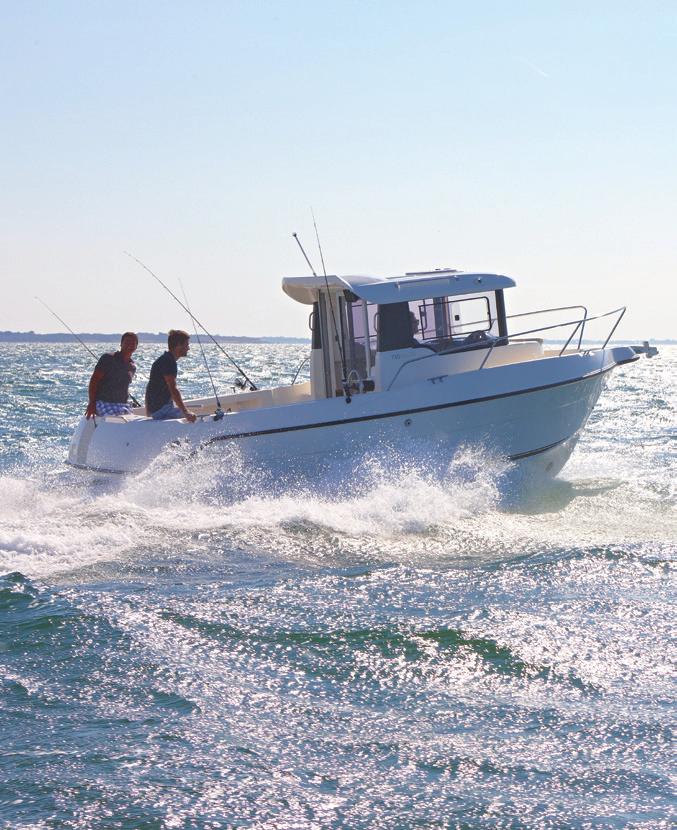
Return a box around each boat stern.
[67,416,97,468]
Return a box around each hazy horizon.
[2,330,673,346]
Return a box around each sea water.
[0,342,674,829]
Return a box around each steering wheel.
[465,330,489,344]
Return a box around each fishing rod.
[35,296,141,407]
[310,212,351,402]
[124,251,257,391]
[35,296,98,359]
[312,209,329,281]
[179,279,224,420]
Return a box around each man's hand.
[87,367,105,420]
[164,375,196,423]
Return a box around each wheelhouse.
[282,269,516,398]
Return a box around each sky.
[1,1,675,340]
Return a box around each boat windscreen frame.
[375,289,506,353]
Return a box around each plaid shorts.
[96,401,133,416]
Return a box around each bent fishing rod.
[124,252,257,391]
[35,296,141,407]
[179,279,224,419]
[35,296,98,359]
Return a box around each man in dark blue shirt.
[86,332,138,418]
[145,329,197,421]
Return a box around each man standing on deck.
[145,329,197,421]
[86,332,139,418]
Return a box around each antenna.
[292,233,317,276]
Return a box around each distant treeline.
[0,331,310,344]
[0,331,672,345]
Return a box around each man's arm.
[163,375,197,422]
[86,368,105,419]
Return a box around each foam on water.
[0,443,508,577]
[0,425,672,581]
[0,473,140,577]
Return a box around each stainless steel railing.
[386,304,627,388]
[477,305,626,368]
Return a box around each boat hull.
[67,348,635,477]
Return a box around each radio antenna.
[292,232,317,276]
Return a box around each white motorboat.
[67,268,641,477]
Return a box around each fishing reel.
[213,407,225,422]
[233,376,256,392]
[341,370,367,404]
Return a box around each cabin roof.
[281,269,516,305]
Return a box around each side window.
[310,302,321,349]
[448,296,492,335]
[343,297,378,377]
[377,302,418,351]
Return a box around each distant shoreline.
[0,332,672,346]
[0,331,310,345]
